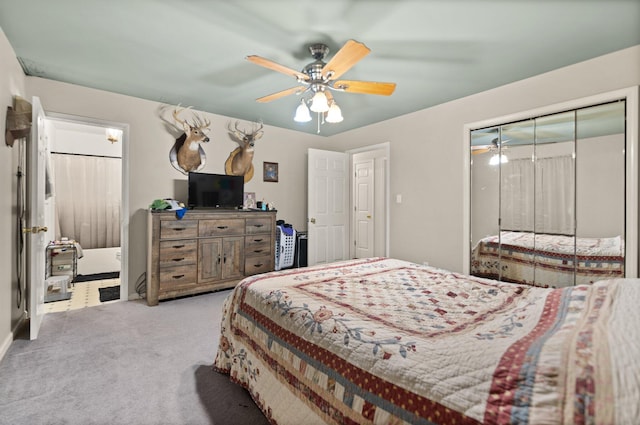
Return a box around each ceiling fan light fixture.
[309,90,329,113]
[294,99,312,123]
[105,128,121,143]
[325,102,343,123]
[489,153,509,165]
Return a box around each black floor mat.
[99,286,120,302]
[75,272,120,282]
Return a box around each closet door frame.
[463,86,639,278]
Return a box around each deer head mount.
[224,120,264,183]
[168,106,211,175]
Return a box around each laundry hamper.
[275,224,296,271]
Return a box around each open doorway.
[349,143,389,259]
[41,115,127,313]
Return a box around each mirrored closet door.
[470,100,626,287]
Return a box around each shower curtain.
[52,153,121,249]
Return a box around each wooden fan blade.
[246,55,309,81]
[322,39,371,80]
[471,146,491,155]
[332,80,396,96]
[256,86,307,103]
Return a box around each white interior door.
[353,158,374,258]
[307,148,348,266]
[28,97,48,340]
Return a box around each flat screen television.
[188,172,244,209]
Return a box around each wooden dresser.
[146,209,276,305]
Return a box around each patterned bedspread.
[470,232,624,287]
[213,258,640,425]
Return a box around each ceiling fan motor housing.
[308,43,329,60]
[302,46,329,93]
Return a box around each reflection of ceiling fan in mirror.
[246,39,397,109]
[471,137,511,155]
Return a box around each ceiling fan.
[471,137,511,155]
[246,39,397,109]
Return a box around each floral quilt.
[213,257,640,424]
[470,232,624,287]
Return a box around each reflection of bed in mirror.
[471,231,624,287]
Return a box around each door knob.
[23,226,48,234]
[367,215,372,219]
[310,218,316,224]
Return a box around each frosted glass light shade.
[106,128,121,143]
[325,103,343,123]
[309,91,329,113]
[294,101,312,122]
[489,153,509,165]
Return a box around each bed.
[470,231,625,287]
[213,257,640,424]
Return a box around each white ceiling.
[1,1,638,136]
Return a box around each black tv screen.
[188,172,244,209]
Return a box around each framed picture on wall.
[263,162,278,182]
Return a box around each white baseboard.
[0,331,12,363]
[0,313,25,362]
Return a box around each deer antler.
[228,120,263,142]
[172,105,191,127]
[173,105,210,130]
[189,113,211,130]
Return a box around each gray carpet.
[0,290,270,425]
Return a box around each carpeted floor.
[0,290,270,425]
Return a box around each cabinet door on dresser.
[198,238,223,282]
[221,237,244,279]
[198,237,244,282]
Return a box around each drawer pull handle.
[174,228,186,232]
[253,238,263,242]
[253,249,263,253]
[217,226,228,230]
[254,263,263,268]
[172,244,185,249]
[172,258,184,262]
[253,224,264,228]
[172,274,185,279]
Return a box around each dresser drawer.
[199,219,244,237]
[159,265,197,290]
[245,235,273,256]
[245,217,272,234]
[245,254,273,276]
[160,220,198,239]
[159,240,197,267]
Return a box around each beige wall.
[326,45,640,273]
[0,27,27,357]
